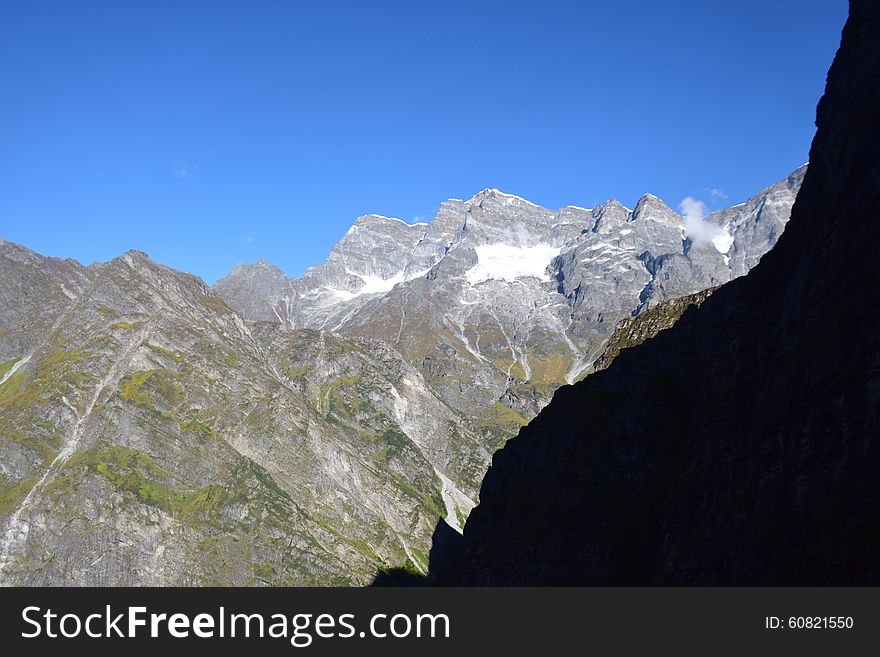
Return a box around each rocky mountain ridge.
[217,169,803,420]
[1,170,802,585]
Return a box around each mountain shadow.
[371,521,461,586]
[414,0,880,586]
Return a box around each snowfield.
[465,243,561,284]
[711,231,734,254]
[323,267,431,301]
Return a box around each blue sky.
[0,1,848,283]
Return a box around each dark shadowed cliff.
[435,0,880,585]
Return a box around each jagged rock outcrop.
[0,239,94,363]
[438,0,879,585]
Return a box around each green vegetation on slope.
[593,288,717,372]
[0,357,21,380]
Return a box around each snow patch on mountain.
[711,232,734,254]
[465,243,561,284]
[352,270,408,295]
[323,268,432,302]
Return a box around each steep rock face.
[442,0,879,585]
[214,216,431,330]
[0,239,94,363]
[216,173,803,432]
[0,247,486,585]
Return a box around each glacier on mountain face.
[465,243,562,284]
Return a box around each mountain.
[0,247,490,583]
[0,172,802,585]
[433,0,879,585]
[216,171,803,428]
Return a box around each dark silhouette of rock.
[434,0,880,585]
[371,520,462,586]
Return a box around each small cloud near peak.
[705,187,729,201]
[679,196,732,254]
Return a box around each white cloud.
[171,161,198,179]
[679,196,733,254]
[705,187,728,201]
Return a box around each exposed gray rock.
[0,168,803,586]
[218,168,805,409]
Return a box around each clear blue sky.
[0,1,848,283]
